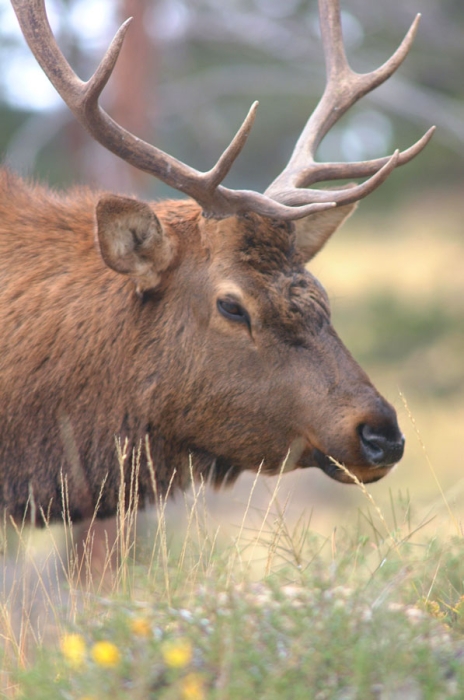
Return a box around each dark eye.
[217,298,250,328]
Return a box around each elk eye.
[217,298,250,327]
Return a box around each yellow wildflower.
[419,597,445,619]
[60,634,86,667]
[130,617,152,637]
[161,638,193,668]
[91,640,121,668]
[181,673,206,700]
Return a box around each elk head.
[11,0,434,487]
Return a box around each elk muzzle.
[298,396,405,484]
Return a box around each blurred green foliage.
[343,295,457,362]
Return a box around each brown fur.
[0,169,402,524]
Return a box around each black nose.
[359,423,405,466]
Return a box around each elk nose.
[359,423,405,466]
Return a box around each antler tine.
[85,19,133,107]
[319,0,350,84]
[265,0,432,209]
[297,126,436,187]
[271,150,400,208]
[202,102,259,192]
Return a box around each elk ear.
[95,195,175,293]
[294,201,357,262]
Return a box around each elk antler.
[11,0,434,220]
[265,0,435,207]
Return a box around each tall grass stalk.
[400,391,461,536]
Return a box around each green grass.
[2,456,464,700]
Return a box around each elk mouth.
[296,416,404,485]
[299,447,394,485]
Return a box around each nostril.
[358,423,405,466]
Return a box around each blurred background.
[0,0,463,539]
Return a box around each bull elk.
[1,0,433,524]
